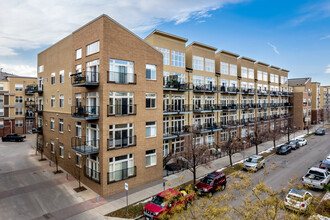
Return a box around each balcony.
[221,120,240,128]
[163,81,192,91]
[107,135,136,150]
[107,104,136,117]
[35,105,43,115]
[71,71,99,87]
[256,116,269,122]
[34,127,43,134]
[71,137,99,155]
[25,85,37,95]
[269,114,280,120]
[269,103,280,108]
[241,88,255,95]
[163,104,192,115]
[107,166,136,184]
[193,123,222,133]
[107,71,136,84]
[240,118,255,126]
[221,104,238,111]
[163,126,190,139]
[219,86,239,94]
[38,85,43,94]
[193,104,214,113]
[25,101,36,107]
[238,103,256,110]
[84,166,100,184]
[163,127,178,140]
[25,111,35,119]
[270,91,280,96]
[256,89,269,96]
[193,84,217,93]
[72,106,99,121]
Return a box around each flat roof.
[270,65,280,70]
[217,50,239,58]
[239,56,256,63]
[187,41,217,51]
[145,29,188,43]
[280,69,290,72]
[256,61,270,67]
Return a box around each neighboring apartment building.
[321,86,330,122]
[37,15,163,197]
[145,30,293,158]
[311,82,321,124]
[0,71,37,136]
[288,78,312,130]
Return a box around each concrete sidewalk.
[79,123,327,219]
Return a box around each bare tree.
[72,164,86,192]
[52,150,61,174]
[220,130,242,166]
[282,117,296,142]
[250,124,268,155]
[269,124,282,148]
[178,128,211,185]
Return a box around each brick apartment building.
[38,15,294,197]
[288,78,312,130]
[0,71,37,136]
[311,82,321,124]
[321,86,330,123]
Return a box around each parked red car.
[143,188,195,219]
[195,171,227,196]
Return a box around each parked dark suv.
[195,171,226,196]
[2,133,26,142]
[287,140,299,150]
[315,129,325,136]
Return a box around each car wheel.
[222,184,226,190]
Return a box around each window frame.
[146,121,157,138]
[146,93,157,109]
[145,149,157,167]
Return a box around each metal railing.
[71,106,99,119]
[25,101,36,107]
[107,166,136,184]
[71,71,99,86]
[107,135,136,150]
[25,111,35,118]
[25,85,38,95]
[107,104,136,116]
[71,137,99,155]
[193,83,217,92]
[84,166,100,184]
[107,71,136,84]
[193,104,215,112]
[241,88,255,94]
[163,104,192,113]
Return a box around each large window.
[50,140,55,153]
[38,65,44,73]
[15,84,23,91]
[0,95,3,104]
[146,64,156,80]
[263,72,268,81]
[15,120,23,127]
[51,96,55,108]
[205,58,215,72]
[50,118,55,130]
[0,121,3,128]
[59,95,64,108]
[146,121,156,138]
[230,64,237,76]
[0,108,4,116]
[75,48,82,60]
[75,122,81,137]
[248,68,254,79]
[15,108,23,115]
[59,70,64,83]
[171,50,185,67]
[15,96,23,103]
[146,93,156,109]
[109,59,134,84]
[51,73,55,85]
[146,149,157,167]
[0,84,3,90]
[59,119,63,133]
[75,153,82,167]
[109,123,134,149]
[257,71,263,81]
[220,62,229,75]
[59,143,64,158]
[26,119,33,127]
[241,67,248,78]
[155,47,169,65]
[109,154,134,182]
[193,56,204,71]
[86,41,99,56]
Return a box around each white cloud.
[325,65,330,74]
[0,63,36,77]
[267,42,280,55]
[0,0,246,56]
[320,35,330,40]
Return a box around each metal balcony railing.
[107,135,136,150]
[71,71,99,87]
[107,166,136,184]
[241,88,255,94]
[163,81,193,91]
[25,101,36,107]
[25,85,38,95]
[193,104,214,112]
[84,166,100,184]
[71,106,99,120]
[107,71,136,84]
[221,104,238,111]
[107,104,136,116]
[256,89,269,95]
[72,137,99,155]
[163,104,192,114]
[193,83,217,93]
[25,111,35,119]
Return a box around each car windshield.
[201,177,214,185]
[289,141,296,144]
[308,170,324,177]
[152,195,167,208]
[287,194,303,202]
[280,146,287,150]
[246,158,258,163]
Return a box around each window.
[220,62,229,74]
[248,69,254,79]
[50,140,55,153]
[51,73,55,85]
[75,48,82,59]
[241,67,247,78]
[109,154,134,182]
[146,64,156,80]
[146,121,156,138]
[59,95,64,108]
[263,72,268,81]
[75,122,81,137]
[0,96,3,103]
[68,152,71,158]
[0,108,4,116]
[59,70,64,83]
[0,83,3,90]
[146,149,157,167]
[68,98,71,105]
[275,75,279,83]
[155,47,169,65]
[230,64,237,76]
[51,96,55,108]
[171,50,185,67]
[15,120,23,127]
[15,108,23,115]
[15,84,23,91]
[193,56,204,71]
[146,93,156,109]
[59,119,63,132]
[26,119,33,127]
[257,71,263,80]
[75,153,82,166]
[50,118,55,130]
[270,74,274,83]
[75,64,82,74]
[68,124,71,131]
[59,143,64,158]
[15,96,23,103]
[86,41,100,56]
[0,121,3,128]
[205,58,215,72]
[38,65,44,73]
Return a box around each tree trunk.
[193,166,196,185]
[255,144,258,155]
[229,152,233,166]
[287,130,290,142]
[273,139,276,148]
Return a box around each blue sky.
[1,0,330,85]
